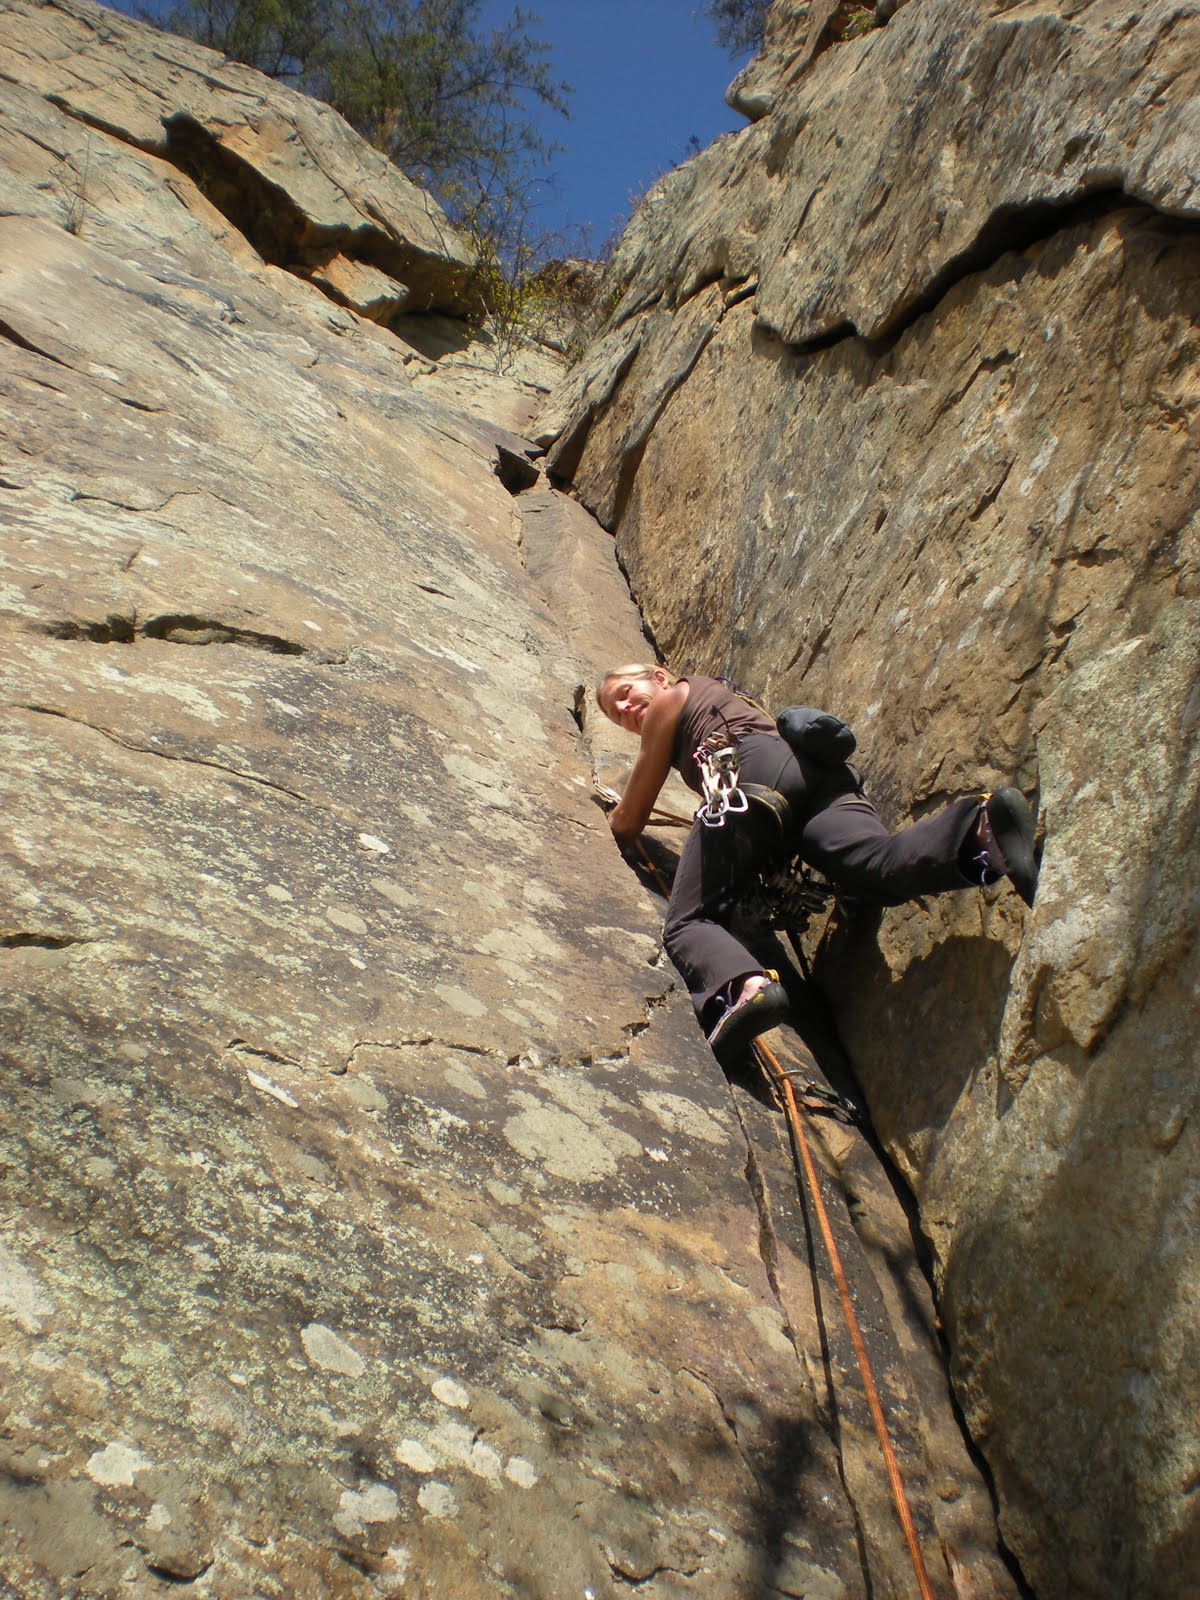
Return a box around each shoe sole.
[708,981,790,1059]
[988,787,1038,906]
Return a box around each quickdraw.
[694,733,748,828]
[768,1065,860,1124]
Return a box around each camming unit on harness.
[694,731,748,828]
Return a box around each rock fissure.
[347,1037,502,1072]
[225,1038,307,1069]
[0,315,71,368]
[607,1555,704,1587]
[678,1364,761,1484]
[0,931,94,951]
[609,322,722,532]
[621,983,675,1039]
[12,702,315,804]
[774,188,1167,360]
[144,1556,214,1587]
[32,613,315,656]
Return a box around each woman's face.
[600,671,664,734]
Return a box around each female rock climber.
[597,664,1038,1059]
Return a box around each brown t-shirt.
[671,676,776,794]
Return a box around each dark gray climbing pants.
[662,733,980,1022]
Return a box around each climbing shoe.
[980,787,1039,906]
[706,972,790,1060]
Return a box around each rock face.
[0,0,481,321]
[542,3,1200,1598]
[0,4,1022,1598]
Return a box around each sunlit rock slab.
[0,0,481,316]
[0,8,882,1597]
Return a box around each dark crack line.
[347,1036,504,1073]
[32,612,312,657]
[145,1558,215,1587]
[609,319,721,530]
[12,702,314,805]
[607,1556,703,1588]
[729,1082,878,1600]
[0,316,163,409]
[786,188,1171,360]
[0,932,95,951]
[0,317,72,370]
[679,1362,761,1483]
[226,1039,307,1070]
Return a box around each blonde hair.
[595,662,676,710]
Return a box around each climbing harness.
[728,853,836,932]
[694,732,748,828]
[754,1034,938,1600]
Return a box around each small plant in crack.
[63,133,93,238]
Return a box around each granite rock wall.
[0,3,1020,1597]
[542,3,1200,1596]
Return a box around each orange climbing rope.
[754,1033,938,1600]
[623,811,936,1596]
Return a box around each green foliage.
[155,0,330,77]
[838,2,882,41]
[445,182,600,372]
[702,0,769,57]
[155,0,570,221]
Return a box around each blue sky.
[111,0,751,251]
[479,1,750,250]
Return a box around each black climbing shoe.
[706,973,790,1060]
[982,787,1039,906]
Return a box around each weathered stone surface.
[542,2,1200,1597]
[0,3,1016,1598]
[311,255,413,323]
[0,0,481,317]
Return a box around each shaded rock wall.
[0,3,1023,1597]
[542,2,1200,1597]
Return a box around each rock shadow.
[815,917,1016,1140]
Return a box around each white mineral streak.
[86,1442,153,1486]
[301,1323,367,1377]
[638,1090,728,1145]
[338,1482,400,1528]
[247,1070,299,1108]
[396,1438,437,1472]
[427,1420,502,1480]
[504,1456,539,1488]
[381,1547,412,1593]
[417,1481,458,1518]
[325,906,369,935]
[502,1097,641,1181]
[0,1243,54,1332]
[430,1376,470,1409]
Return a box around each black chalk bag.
[776,706,857,767]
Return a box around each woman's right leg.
[799,792,979,904]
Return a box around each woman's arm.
[609,680,689,844]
